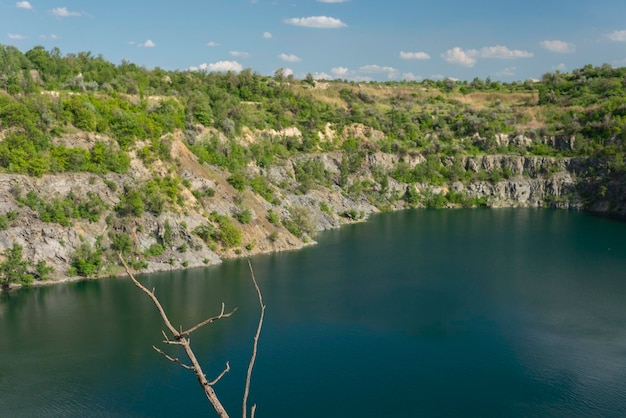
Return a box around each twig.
[153,345,194,370]
[209,362,231,386]
[243,259,266,418]
[182,303,238,336]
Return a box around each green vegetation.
[0,242,54,289]
[69,239,104,277]
[283,206,314,239]
[18,190,108,226]
[2,43,626,281]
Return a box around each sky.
[2,0,626,82]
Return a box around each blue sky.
[2,0,626,81]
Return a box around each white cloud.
[138,39,156,48]
[39,34,60,40]
[263,32,272,39]
[203,61,243,73]
[400,51,431,60]
[359,64,399,79]
[279,53,302,62]
[540,40,575,53]
[16,1,32,10]
[443,45,533,67]
[402,72,422,81]
[283,68,294,77]
[8,33,27,40]
[607,30,626,42]
[312,72,334,80]
[50,7,81,17]
[284,16,347,29]
[478,45,533,59]
[553,63,567,71]
[332,66,349,76]
[230,51,250,58]
[495,66,517,77]
[442,47,477,67]
[207,41,220,47]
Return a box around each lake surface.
[1,209,626,417]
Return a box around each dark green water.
[1,209,626,417]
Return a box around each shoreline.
[5,205,623,293]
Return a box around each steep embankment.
[3,125,614,288]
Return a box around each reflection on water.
[1,209,625,417]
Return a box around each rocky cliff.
[0,130,622,288]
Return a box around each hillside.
[1,45,625,289]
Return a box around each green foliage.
[19,190,108,226]
[70,239,103,277]
[109,231,133,255]
[144,242,164,257]
[0,243,34,289]
[294,158,330,193]
[319,202,331,214]
[116,187,144,217]
[208,212,242,248]
[235,206,252,224]
[340,209,362,220]
[227,173,246,191]
[163,220,173,246]
[267,209,280,225]
[249,175,278,203]
[282,205,315,238]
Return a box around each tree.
[119,256,265,418]
[0,242,33,290]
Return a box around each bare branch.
[243,259,266,418]
[153,345,194,370]
[182,304,238,336]
[119,254,179,337]
[208,362,231,386]
[121,253,265,418]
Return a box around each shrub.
[0,243,34,289]
[144,243,164,257]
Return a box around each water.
[1,209,626,417]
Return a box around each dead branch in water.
[119,254,264,418]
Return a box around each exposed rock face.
[0,135,622,287]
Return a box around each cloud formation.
[285,16,347,28]
[400,51,431,60]
[207,41,220,47]
[331,66,349,76]
[359,64,399,79]
[479,45,533,59]
[16,1,32,10]
[443,45,533,67]
[50,7,81,17]
[442,47,477,67]
[8,33,27,40]
[279,53,302,62]
[138,39,156,48]
[402,72,422,81]
[263,32,272,39]
[190,61,243,73]
[540,40,575,53]
[230,51,250,58]
[607,30,626,42]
